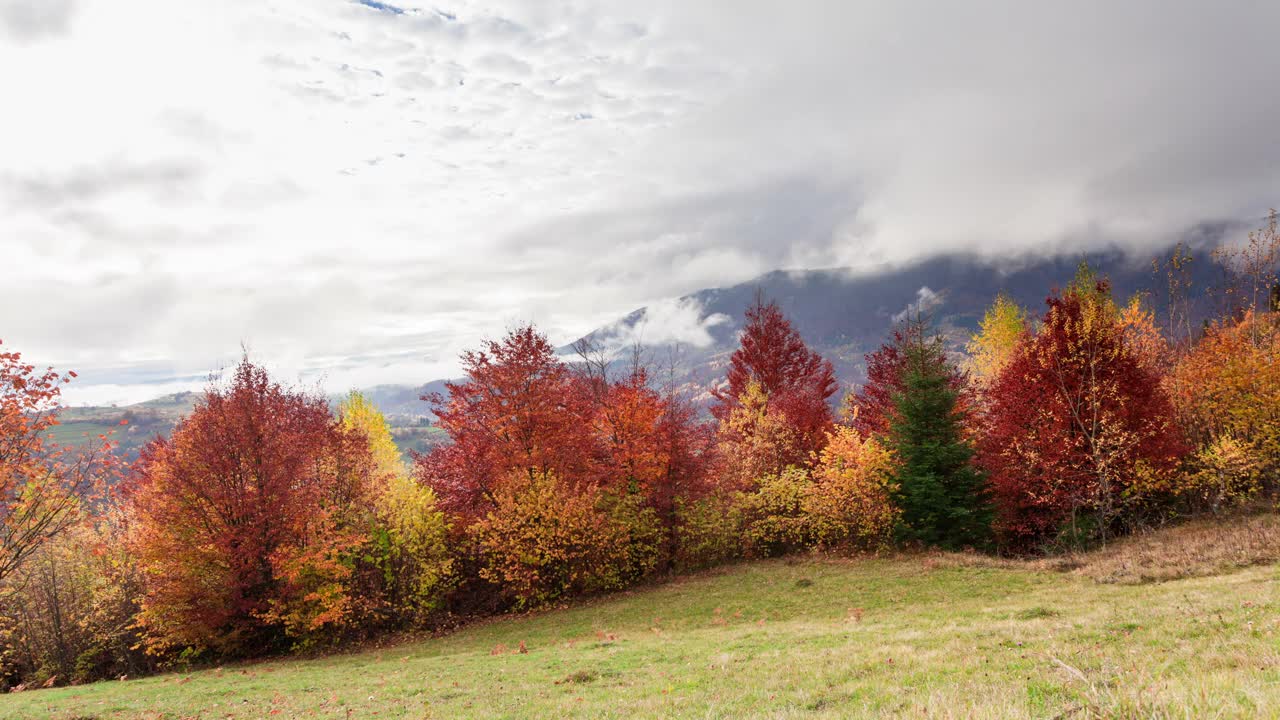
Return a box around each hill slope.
[6,516,1277,719]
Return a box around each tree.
[888,320,991,550]
[338,391,406,483]
[716,380,805,489]
[418,326,598,520]
[1152,242,1196,351]
[1,341,118,583]
[129,359,377,655]
[979,277,1185,550]
[847,325,972,441]
[589,365,716,569]
[1118,294,1171,373]
[1167,311,1280,509]
[712,294,837,461]
[803,426,898,550]
[844,336,906,439]
[965,294,1028,385]
[337,392,452,627]
[1211,210,1280,333]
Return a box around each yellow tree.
[338,391,405,482]
[716,380,804,489]
[965,294,1027,384]
[337,392,452,623]
[803,426,899,549]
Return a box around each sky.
[2,0,1279,405]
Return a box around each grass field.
[4,517,1279,719]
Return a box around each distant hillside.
[55,389,446,463]
[567,247,1223,403]
[57,245,1223,457]
[51,392,199,461]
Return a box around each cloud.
[893,286,945,324]
[1,0,1278,404]
[0,0,77,42]
[353,0,405,16]
[582,297,730,359]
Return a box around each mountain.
[56,245,1223,457]
[567,247,1223,403]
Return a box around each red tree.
[128,359,376,655]
[711,296,837,461]
[418,326,599,519]
[845,334,907,438]
[979,281,1185,550]
[846,322,972,440]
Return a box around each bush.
[805,428,899,550]
[598,487,664,585]
[672,492,746,571]
[1166,312,1280,511]
[0,518,150,689]
[742,467,815,556]
[473,471,633,608]
[363,475,455,627]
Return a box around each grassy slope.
[4,524,1279,719]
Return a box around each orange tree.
[1,340,118,583]
[1166,311,1280,510]
[128,359,377,656]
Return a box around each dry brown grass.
[1073,512,1280,584]
[915,511,1280,585]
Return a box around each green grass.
[3,553,1278,719]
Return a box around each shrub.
[1166,312,1280,511]
[672,492,746,571]
[366,475,454,625]
[742,467,815,556]
[804,428,899,550]
[597,488,664,585]
[0,516,149,688]
[473,471,631,608]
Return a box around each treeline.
[2,214,1279,689]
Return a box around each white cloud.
[1,0,1277,403]
[585,297,730,359]
[893,286,945,324]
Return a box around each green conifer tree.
[888,318,992,550]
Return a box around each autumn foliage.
[712,296,837,463]
[1167,312,1280,510]
[420,327,598,520]
[10,216,1280,685]
[128,359,378,655]
[418,326,715,607]
[1,341,118,583]
[979,278,1185,550]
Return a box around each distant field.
[50,393,444,463]
[5,517,1278,719]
